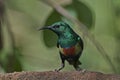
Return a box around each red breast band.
[63,46,75,55]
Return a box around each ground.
[0,71,120,80]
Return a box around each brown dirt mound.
[0,71,120,80]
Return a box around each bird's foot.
[80,69,86,73]
[76,68,86,73]
[54,63,64,72]
[54,69,60,72]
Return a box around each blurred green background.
[0,0,120,74]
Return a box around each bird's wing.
[57,41,59,48]
[78,37,84,50]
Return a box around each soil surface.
[0,71,120,80]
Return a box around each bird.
[38,21,84,71]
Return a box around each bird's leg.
[73,60,81,70]
[73,63,82,71]
[55,52,65,72]
[73,64,86,73]
[55,62,65,72]
[55,60,65,72]
[73,60,86,72]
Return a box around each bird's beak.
[37,26,51,31]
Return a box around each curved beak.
[37,26,51,31]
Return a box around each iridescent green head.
[38,21,73,35]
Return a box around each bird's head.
[38,21,72,35]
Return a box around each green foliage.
[44,0,93,47]
[0,0,119,74]
[0,48,22,72]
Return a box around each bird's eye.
[53,25,59,28]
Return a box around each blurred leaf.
[0,0,4,50]
[0,47,23,72]
[72,0,94,28]
[115,7,120,17]
[5,0,120,73]
[43,11,60,47]
[112,0,120,73]
[43,0,93,47]
[43,30,58,47]
[6,0,25,12]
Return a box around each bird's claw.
[54,69,60,72]
[80,69,86,73]
[77,69,86,74]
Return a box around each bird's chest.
[59,42,82,56]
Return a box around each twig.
[40,0,117,73]
[0,0,4,50]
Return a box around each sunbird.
[38,21,83,71]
